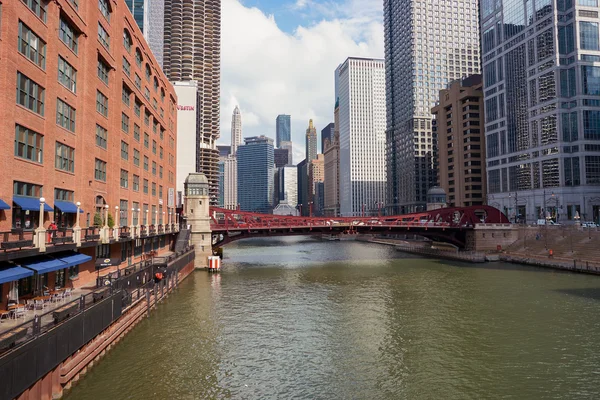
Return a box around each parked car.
[582,222,597,228]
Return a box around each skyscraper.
[220,155,237,210]
[324,102,340,216]
[278,166,298,208]
[481,1,600,224]
[125,0,165,66]
[231,106,242,156]
[384,0,480,214]
[305,119,318,162]
[276,115,291,148]
[274,148,290,168]
[321,123,334,154]
[164,0,221,204]
[237,136,274,213]
[174,81,199,207]
[280,141,293,165]
[337,57,387,217]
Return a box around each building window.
[121,140,129,160]
[96,244,110,259]
[586,156,600,185]
[151,205,156,224]
[97,23,110,50]
[119,200,128,226]
[98,0,110,22]
[135,48,143,67]
[16,72,44,115]
[120,169,128,188]
[152,161,156,175]
[95,159,107,181]
[134,99,141,117]
[143,155,148,171]
[122,57,131,76]
[123,29,132,52]
[96,124,107,149]
[580,21,599,51]
[152,182,156,196]
[145,64,151,81]
[152,140,157,154]
[18,22,46,69]
[56,99,76,132]
[57,57,76,92]
[133,175,139,191]
[55,142,75,172]
[97,58,109,85]
[135,73,141,90]
[153,77,159,92]
[159,185,163,199]
[144,133,149,148]
[96,90,108,117]
[22,0,46,22]
[159,166,163,178]
[144,87,150,100]
[133,148,140,166]
[134,124,140,141]
[144,111,150,126]
[14,124,43,163]
[59,18,78,53]
[54,188,74,202]
[159,146,163,159]
[121,113,129,133]
[143,179,148,194]
[54,188,76,228]
[12,181,43,229]
[122,84,131,107]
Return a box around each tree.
[107,212,115,228]
[93,213,103,227]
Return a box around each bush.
[93,213,103,227]
[107,213,115,228]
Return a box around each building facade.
[0,0,179,304]
[481,0,600,224]
[280,140,293,165]
[297,159,309,216]
[384,0,480,214]
[276,114,291,148]
[237,136,274,213]
[278,166,298,208]
[324,103,340,216]
[163,0,221,204]
[274,148,290,168]
[432,75,486,208]
[305,119,318,162]
[231,106,242,156]
[220,155,237,210]
[174,81,198,206]
[125,0,165,67]
[321,122,334,154]
[308,154,324,216]
[337,57,387,217]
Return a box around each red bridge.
[209,205,509,249]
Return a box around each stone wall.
[466,224,518,252]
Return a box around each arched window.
[160,88,165,102]
[145,63,151,81]
[153,77,159,92]
[135,48,143,67]
[123,29,132,53]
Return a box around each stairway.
[505,227,600,261]
[174,229,191,253]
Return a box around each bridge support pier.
[184,173,213,269]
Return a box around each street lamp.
[75,202,81,228]
[115,205,120,227]
[104,204,109,228]
[38,197,45,229]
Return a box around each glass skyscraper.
[276,115,291,148]
[237,136,274,213]
[384,0,481,213]
[481,0,600,224]
[125,0,165,66]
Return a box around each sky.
[218,0,384,162]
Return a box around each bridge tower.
[184,173,213,268]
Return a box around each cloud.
[219,0,383,158]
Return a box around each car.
[582,222,597,228]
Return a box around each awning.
[0,264,34,285]
[55,252,92,268]
[13,196,53,212]
[21,257,67,274]
[54,201,84,214]
[0,198,10,210]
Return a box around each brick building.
[0,0,179,306]
[432,75,486,207]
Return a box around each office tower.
[481,1,600,224]
[237,136,274,213]
[274,148,290,168]
[280,141,293,165]
[125,0,165,66]
[305,120,318,162]
[432,75,486,208]
[278,166,298,208]
[164,0,221,204]
[174,81,199,206]
[231,106,242,155]
[385,0,480,214]
[297,160,309,216]
[309,154,325,216]
[276,115,291,148]
[220,155,237,210]
[321,123,334,154]
[336,57,387,217]
[324,103,340,216]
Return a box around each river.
[65,237,600,399]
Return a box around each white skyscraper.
[173,81,199,206]
[231,106,242,156]
[336,57,387,217]
[385,0,481,213]
[221,156,238,210]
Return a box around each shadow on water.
[432,258,579,275]
[555,287,600,301]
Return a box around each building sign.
[168,188,175,207]
[95,258,121,269]
[177,105,195,111]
